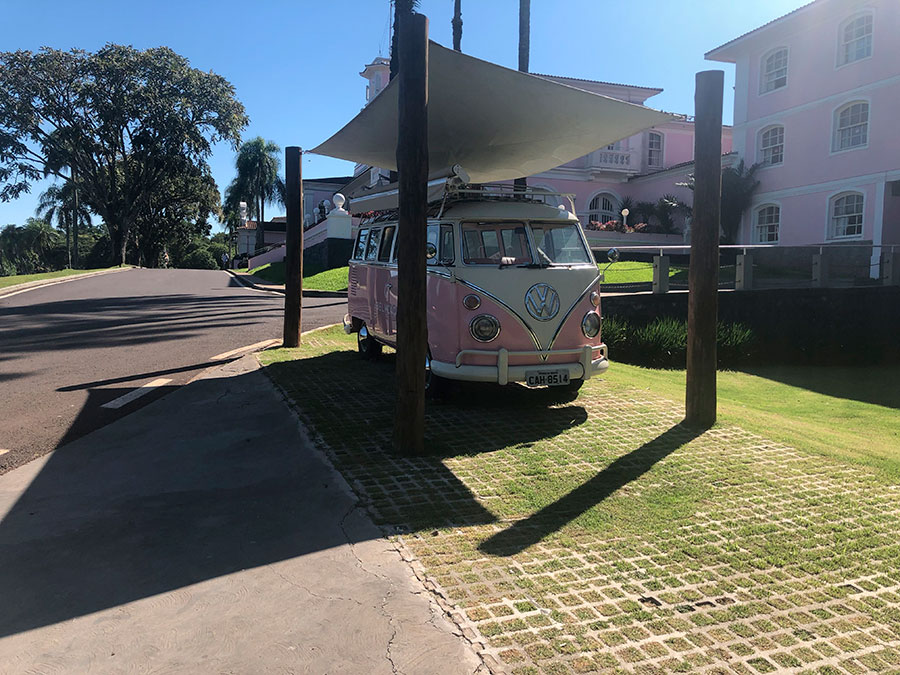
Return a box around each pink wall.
[741,1,899,123]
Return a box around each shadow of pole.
[478,423,703,557]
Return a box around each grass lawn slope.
[247,262,348,291]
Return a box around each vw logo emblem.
[524,283,560,321]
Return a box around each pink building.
[706,0,900,262]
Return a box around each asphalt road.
[0,268,347,475]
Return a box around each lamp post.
[621,208,630,228]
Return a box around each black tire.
[425,354,449,399]
[357,325,382,360]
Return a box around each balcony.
[564,148,639,173]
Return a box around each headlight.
[470,314,501,342]
[582,311,600,338]
[462,294,481,310]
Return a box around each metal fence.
[590,243,900,293]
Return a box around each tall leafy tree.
[0,44,248,265]
[230,137,284,251]
[36,182,91,268]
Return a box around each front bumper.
[430,345,609,385]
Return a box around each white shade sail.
[312,42,675,184]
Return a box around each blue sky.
[0,0,806,230]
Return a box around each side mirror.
[425,242,437,260]
[607,248,620,263]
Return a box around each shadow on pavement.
[478,423,702,556]
[0,367,373,638]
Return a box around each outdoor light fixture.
[621,207,630,227]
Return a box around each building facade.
[707,0,899,258]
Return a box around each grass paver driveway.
[261,328,900,674]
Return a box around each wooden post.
[685,71,723,428]
[283,146,303,348]
[736,253,754,290]
[514,0,530,192]
[393,12,429,456]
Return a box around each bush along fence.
[601,285,900,366]
[602,316,755,369]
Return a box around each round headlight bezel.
[470,314,501,343]
[582,311,601,338]
[462,294,482,310]
[590,291,601,307]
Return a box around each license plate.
[526,370,570,387]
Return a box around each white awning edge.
[312,41,676,183]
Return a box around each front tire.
[357,324,382,360]
[425,353,449,399]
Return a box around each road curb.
[0,267,133,300]
[226,269,348,298]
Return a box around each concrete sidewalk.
[0,356,482,674]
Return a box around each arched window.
[758,125,784,166]
[838,13,873,66]
[830,192,864,238]
[833,101,869,151]
[760,48,788,93]
[588,193,617,224]
[754,204,780,243]
[647,132,663,168]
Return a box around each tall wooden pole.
[685,71,723,428]
[283,146,303,348]
[452,0,462,51]
[393,12,429,456]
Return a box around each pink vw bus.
[343,187,608,396]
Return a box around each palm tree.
[678,160,761,244]
[452,0,463,51]
[23,219,60,271]
[390,0,422,81]
[36,183,92,268]
[513,0,531,192]
[232,137,284,251]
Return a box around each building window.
[647,132,663,168]
[754,205,780,243]
[758,125,785,166]
[838,13,873,66]
[760,48,788,93]
[588,193,617,224]
[833,101,869,151]
[830,192,864,238]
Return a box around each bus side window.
[365,228,381,260]
[353,228,369,260]
[378,226,396,262]
[440,224,455,264]
[426,224,440,266]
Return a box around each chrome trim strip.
[547,275,602,353]
[454,278,542,351]
[455,345,605,368]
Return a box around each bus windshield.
[529,222,592,265]
[461,222,531,265]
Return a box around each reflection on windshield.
[530,223,592,264]
[462,223,531,265]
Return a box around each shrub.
[601,316,755,369]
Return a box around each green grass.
[0,267,118,290]
[247,262,348,291]
[599,261,686,285]
[601,362,900,477]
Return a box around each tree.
[0,44,248,264]
[452,0,463,51]
[131,158,221,267]
[513,0,531,192]
[36,182,91,268]
[229,137,284,251]
[679,160,761,244]
[390,0,421,81]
